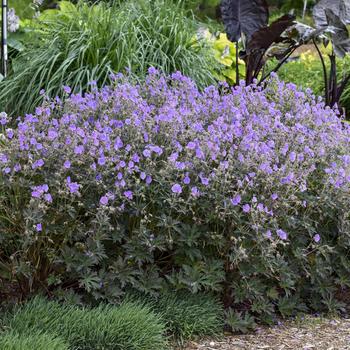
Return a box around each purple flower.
[31,190,41,198]
[68,182,80,193]
[230,195,241,206]
[6,129,14,139]
[200,176,209,186]
[48,129,58,140]
[64,160,71,169]
[0,112,8,125]
[266,230,272,239]
[313,234,321,243]
[36,223,42,232]
[150,145,163,155]
[0,153,8,163]
[98,156,106,166]
[186,141,196,150]
[143,149,151,158]
[242,204,251,213]
[271,193,278,200]
[289,152,297,162]
[114,137,123,150]
[183,176,191,184]
[32,159,44,169]
[171,184,182,194]
[277,229,288,240]
[74,145,84,155]
[63,85,72,94]
[66,177,80,194]
[124,190,133,200]
[257,203,264,211]
[44,193,53,203]
[191,186,200,197]
[100,196,109,205]
[148,67,159,75]
[132,154,140,163]
[168,152,178,162]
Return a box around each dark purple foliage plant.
[221,0,350,113]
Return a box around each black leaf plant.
[221,0,350,113]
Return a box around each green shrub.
[0,331,68,350]
[7,297,168,350]
[0,0,218,116]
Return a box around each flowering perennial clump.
[1,70,350,319]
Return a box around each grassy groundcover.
[0,292,224,349]
[0,330,69,350]
[128,291,224,344]
[3,297,168,350]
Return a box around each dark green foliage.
[225,309,256,333]
[0,331,69,350]
[6,297,168,350]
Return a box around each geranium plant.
[1,70,350,320]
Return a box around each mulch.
[182,317,350,350]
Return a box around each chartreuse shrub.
[1,70,350,323]
[0,0,217,116]
[5,297,167,350]
[0,331,69,350]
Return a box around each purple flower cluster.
[1,69,350,242]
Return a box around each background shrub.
[0,0,218,116]
[6,297,167,350]
[0,330,69,350]
[1,71,350,321]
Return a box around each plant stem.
[329,53,337,107]
[336,73,350,103]
[259,46,298,85]
[235,41,239,86]
[313,38,329,105]
[302,0,308,20]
